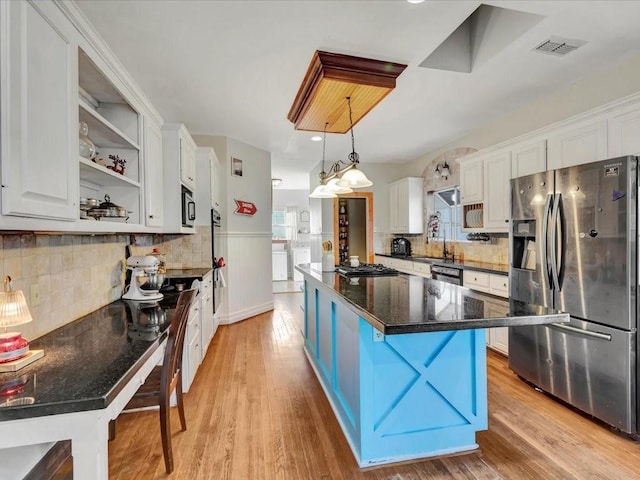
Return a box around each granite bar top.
[0,293,181,421]
[375,253,508,275]
[298,264,567,335]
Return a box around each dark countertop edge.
[105,332,167,406]
[375,253,508,276]
[383,313,569,335]
[297,264,567,335]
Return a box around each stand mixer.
[122,256,164,301]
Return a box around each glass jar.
[79,121,97,160]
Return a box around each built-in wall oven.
[431,264,463,285]
[211,208,222,314]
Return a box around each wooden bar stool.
[111,288,197,474]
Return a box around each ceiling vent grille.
[533,36,586,56]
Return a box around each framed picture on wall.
[231,157,243,177]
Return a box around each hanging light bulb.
[440,161,450,178]
[336,97,373,189]
[309,123,337,198]
[325,177,353,194]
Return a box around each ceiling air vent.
[533,36,586,56]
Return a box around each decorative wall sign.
[234,199,257,216]
[231,157,243,177]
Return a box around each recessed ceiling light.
[311,136,322,142]
[407,0,425,4]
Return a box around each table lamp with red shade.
[0,276,43,372]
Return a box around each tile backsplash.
[384,234,509,267]
[2,225,212,341]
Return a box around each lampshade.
[326,177,353,194]
[336,167,373,188]
[0,287,32,328]
[309,183,337,198]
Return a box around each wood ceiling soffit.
[288,51,407,134]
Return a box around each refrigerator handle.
[550,193,562,291]
[550,322,612,341]
[541,194,553,288]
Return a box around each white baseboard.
[220,301,274,325]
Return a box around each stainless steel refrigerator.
[509,155,638,433]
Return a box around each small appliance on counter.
[391,237,412,257]
[122,256,164,301]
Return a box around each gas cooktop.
[335,263,399,277]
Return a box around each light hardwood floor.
[109,293,640,479]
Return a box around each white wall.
[272,189,309,212]
[193,135,273,324]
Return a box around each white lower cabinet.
[272,251,288,280]
[375,255,431,278]
[464,270,509,356]
[182,297,201,392]
[200,271,215,354]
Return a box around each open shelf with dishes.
[77,48,142,225]
[462,203,484,230]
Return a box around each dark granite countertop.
[297,264,567,335]
[0,293,181,421]
[375,253,509,275]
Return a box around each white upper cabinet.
[180,136,197,191]
[143,116,164,227]
[389,177,423,234]
[195,146,220,225]
[547,117,608,169]
[210,148,221,210]
[162,123,197,233]
[0,1,164,233]
[0,1,78,221]
[483,150,511,231]
[460,149,510,233]
[511,139,547,178]
[608,103,640,157]
[459,157,484,204]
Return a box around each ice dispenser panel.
[512,219,536,271]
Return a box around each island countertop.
[297,263,567,335]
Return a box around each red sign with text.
[234,199,257,216]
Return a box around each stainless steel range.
[335,264,399,277]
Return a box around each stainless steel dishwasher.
[430,264,463,285]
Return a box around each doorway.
[333,192,374,265]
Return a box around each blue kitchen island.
[296,264,567,467]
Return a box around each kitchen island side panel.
[359,322,487,465]
[303,276,488,467]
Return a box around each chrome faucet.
[443,229,452,261]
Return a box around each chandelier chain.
[347,97,359,163]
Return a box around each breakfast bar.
[297,264,567,467]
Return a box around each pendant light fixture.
[309,98,373,198]
[336,97,373,189]
[309,123,337,198]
